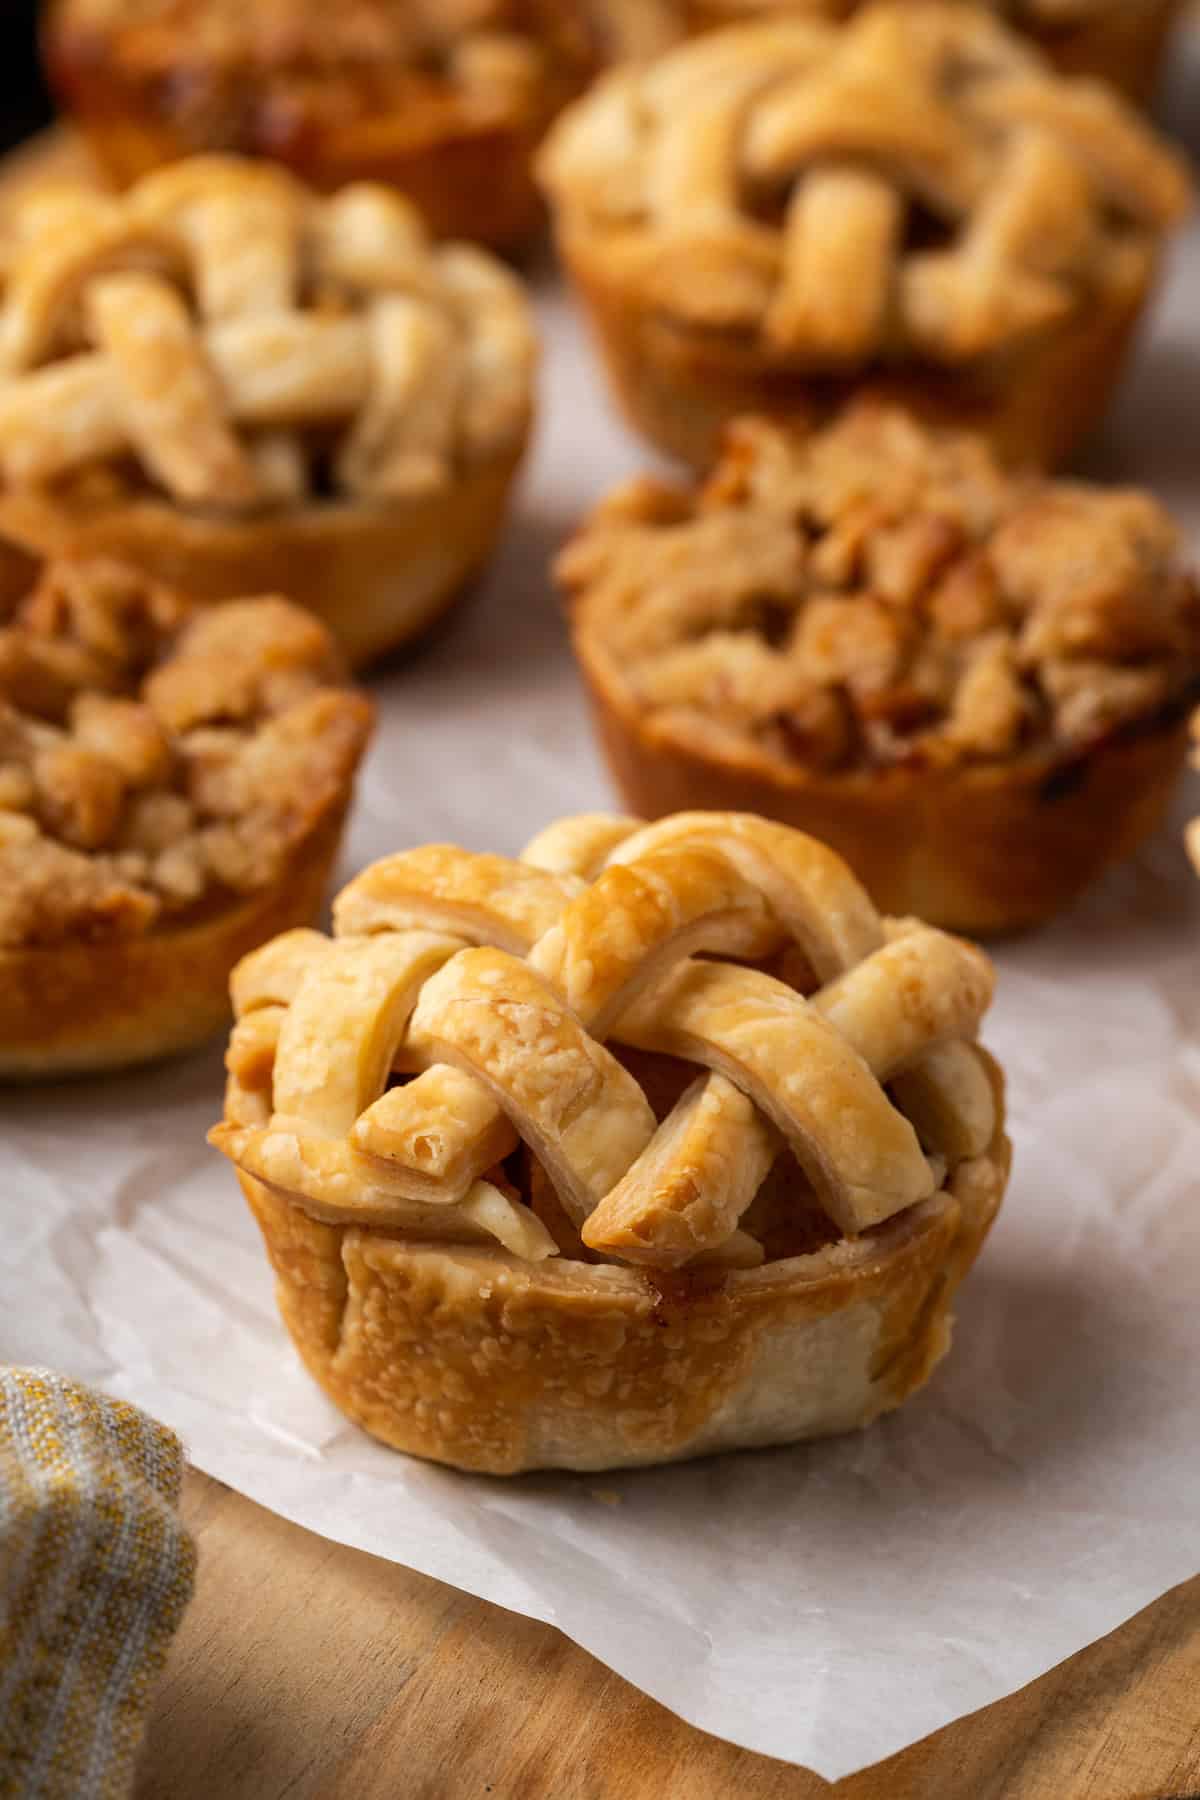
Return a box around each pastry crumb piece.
[0,559,372,949]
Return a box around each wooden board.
[132,1470,1200,1800]
[2,126,1197,1799]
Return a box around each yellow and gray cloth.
[0,1369,195,1800]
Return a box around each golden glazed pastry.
[210,809,1010,1474]
[561,407,1200,935]
[0,158,538,667]
[538,3,1191,472]
[41,0,600,249]
[592,0,1183,103]
[0,553,373,1077]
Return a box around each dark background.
[3,0,52,153]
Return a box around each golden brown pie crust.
[561,244,1155,474]
[0,454,526,672]
[211,811,1009,1472]
[594,0,1183,104]
[562,409,1200,935]
[0,158,537,667]
[585,688,1189,935]
[0,811,347,1077]
[0,557,372,1077]
[1032,0,1182,101]
[539,3,1191,471]
[42,0,599,249]
[239,1146,1006,1473]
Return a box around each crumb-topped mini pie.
[561,408,1200,935]
[0,157,538,666]
[539,3,1191,471]
[210,809,1009,1474]
[592,0,1183,102]
[0,555,372,1077]
[42,0,599,250]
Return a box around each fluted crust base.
[557,233,1155,473]
[240,1130,1009,1475]
[0,451,526,670]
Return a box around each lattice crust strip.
[212,813,998,1270]
[0,159,537,509]
[539,3,1191,363]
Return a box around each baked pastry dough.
[0,553,372,1076]
[591,0,1183,102]
[0,157,538,665]
[561,406,1200,934]
[539,3,1191,470]
[211,809,1009,1473]
[42,0,599,250]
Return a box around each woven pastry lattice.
[0,157,535,511]
[214,813,998,1272]
[542,3,1189,361]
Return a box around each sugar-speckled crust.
[0,440,526,672]
[241,1136,1008,1473]
[0,809,346,1077]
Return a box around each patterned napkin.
[0,1369,195,1800]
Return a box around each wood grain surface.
[132,1470,1200,1800]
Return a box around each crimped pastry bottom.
[240,1138,1008,1475]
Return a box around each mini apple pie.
[42,0,599,250]
[210,809,1009,1473]
[0,157,538,666]
[591,0,1182,102]
[561,407,1200,935]
[539,3,1191,471]
[0,553,373,1077]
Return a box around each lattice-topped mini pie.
[562,406,1200,935]
[210,809,1009,1473]
[0,156,538,665]
[539,3,1191,470]
[42,0,599,250]
[590,0,1183,101]
[0,552,372,1076]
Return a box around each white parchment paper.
[3,64,1200,1782]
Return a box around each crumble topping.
[0,557,372,948]
[561,407,1200,775]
